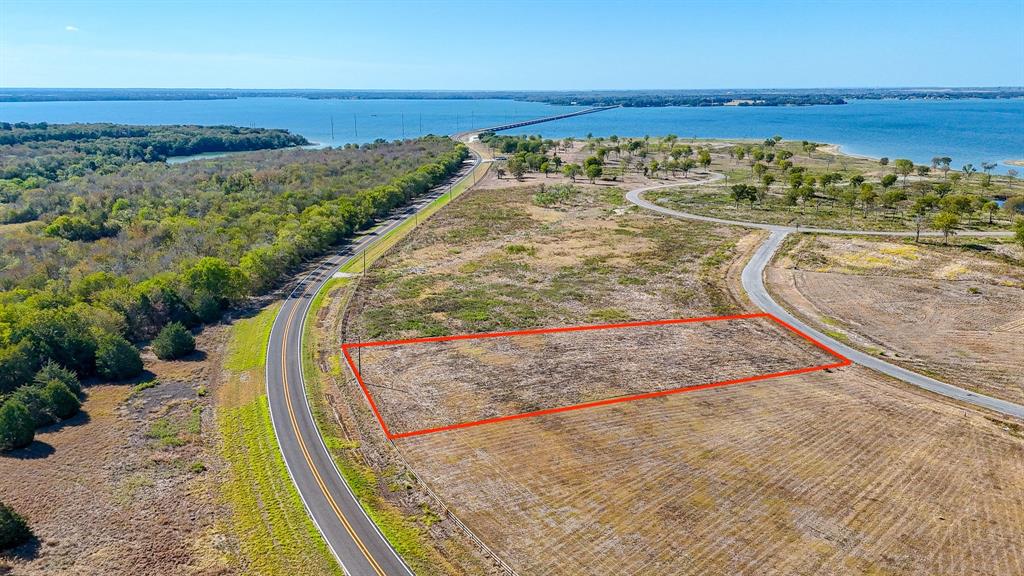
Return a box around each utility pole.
[330,115,335,142]
[353,114,358,138]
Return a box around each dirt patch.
[0,326,233,575]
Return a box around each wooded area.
[0,124,466,450]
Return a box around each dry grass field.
[398,365,1024,576]
[340,183,1024,574]
[356,316,840,436]
[768,235,1024,404]
[0,328,235,576]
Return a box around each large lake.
[2,97,1021,174]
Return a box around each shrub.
[0,342,36,396]
[95,334,144,381]
[33,360,81,394]
[0,501,32,550]
[10,386,54,427]
[152,322,195,360]
[0,400,35,451]
[40,380,80,420]
[1004,196,1024,216]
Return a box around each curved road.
[265,150,1020,575]
[626,179,1024,419]
[266,154,481,576]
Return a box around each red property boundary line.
[341,312,852,440]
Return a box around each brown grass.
[0,327,235,575]
[396,365,1024,575]
[769,235,1024,403]
[339,182,1024,575]
[358,317,838,436]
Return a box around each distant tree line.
[0,131,467,451]
[5,87,1022,106]
[0,122,308,191]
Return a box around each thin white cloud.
[65,25,79,32]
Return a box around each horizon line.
[3,86,1024,92]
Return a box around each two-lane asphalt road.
[266,155,480,575]
[626,179,1024,420]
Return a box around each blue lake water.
[2,97,1021,174]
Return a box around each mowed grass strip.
[213,163,491,575]
[304,283,472,574]
[343,160,490,275]
[218,304,343,576]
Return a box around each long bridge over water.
[474,105,620,134]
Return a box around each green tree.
[152,322,196,360]
[983,200,999,224]
[33,360,82,395]
[239,245,285,294]
[0,400,35,451]
[880,174,897,190]
[935,156,952,177]
[95,334,144,380]
[562,163,581,182]
[182,257,245,306]
[0,501,32,550]
[585,163,603,183]
[40,380,80,420]
[881,189,907,213]
[1014,218,1024,251]
[10,386,54,427]
[932,211,960,244]
[0,342,36,395]
[940,194,976,217]
[893,159,914,187]
[507,156,527,181]
[20,307,97,374]
[680,159,696,177]
[859,184,878,216]
[697,149,712,170]
[835,188,855,215]
[730,184,759,206]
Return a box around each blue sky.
[1,0,1022,89]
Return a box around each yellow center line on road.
[279,297,388,576]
